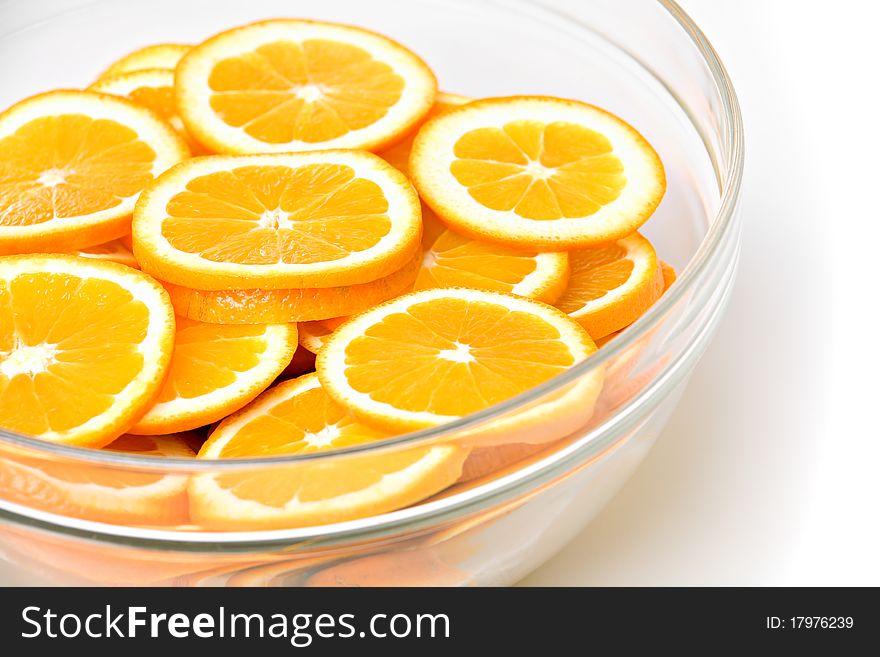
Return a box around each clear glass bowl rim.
[0,0,744,471]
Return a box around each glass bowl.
[0,0,742,586]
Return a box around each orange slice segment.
[298,316,348,354]
[0,433,195,526]
[410,96,665,249]
[133,151,422,290]
[73,238,139,268]
[317,287,598,431]
[0,90,189,255]
[176,19,437,154]
[554,232,664,339]
[190,373,466,530]
[91,68,209,154]
[129,318,297,434]
[98,43,191,79]
[161,251,419,324]
[415,212,569,303]
[0,255,175,446]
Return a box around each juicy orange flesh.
[121,82,205,154]
[0,273,148,436]
[0,115,157,226]
[154,318,270,403]
[555,244,634,313]
[207,39,404,144]
[343,297,576,416]
[215,448,431,507]
[217,384,390,458]
[163,163,391,265]
[450,120,625,220]
[415,221,541,294]
[211,382,450,508]
[128,85,177,123]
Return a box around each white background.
[525,0,879,585]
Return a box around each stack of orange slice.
[0,17,678,531]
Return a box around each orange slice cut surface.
[91,68,208,154]
[317,287,598,431]
[162,251,419,324]
[0,255,175,446]
[0,90,189,255]
[176,19,437,153]
[129,318,297,434]
[410,96,665,249]
[554,232,664,339]
[133,151,422,290]
[190,373,466,530]
[415,212,569,303]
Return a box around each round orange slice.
[410,96,665,249]
[133,151,422,290]
[0,433,194,526]
[0,255,175,447]
[91,68,208,154]
[415,212,569,303]
[129,318,297,435]
[161,251,419,324]
[0,90,189,255]
[73,238,139,268]
[98,43,191,79]
[317,287,598,432]
[175,19,437,154]
[554,232,664,339]
[190,373,466,530]
[298,316,348,354]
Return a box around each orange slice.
[0,255,175,446]
[175,19,437,154]
[554,232,663,339]
[661,260,677,289]
[129,318,297,435]
[190,373,466,529]
[91,68,208,154]
[0,90,189,255]
[0,433,194,526]
[73,238,139,268]
[298,316,348,354]
[379,92,470,175]
[161,251,419,324]
[317,287,598,431]
[98,43,191,79]
[415,212,569,303]
[410,96,665,249]
[133,151,422,290]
